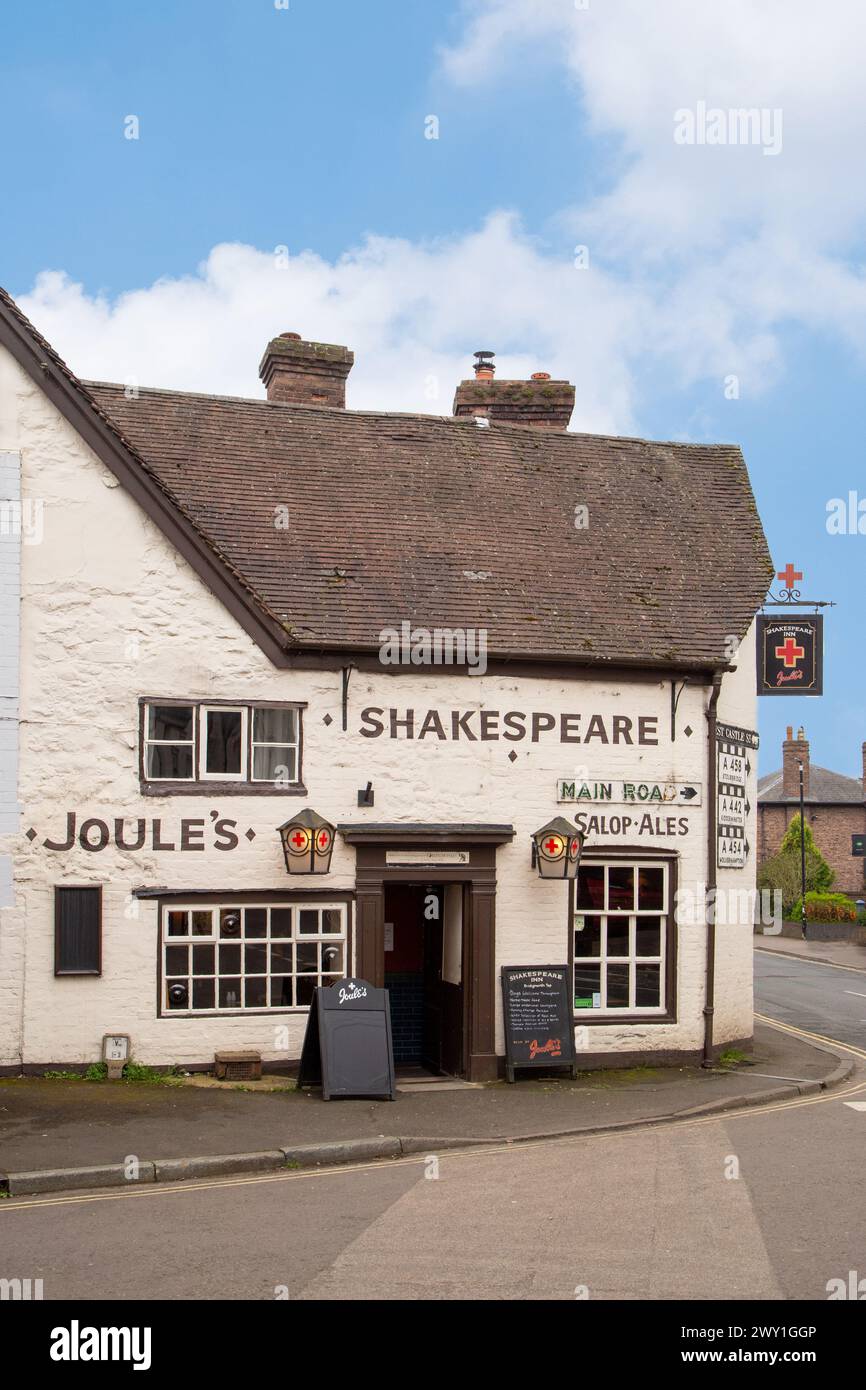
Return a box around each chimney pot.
[531,372,551,381]
[259,333,354,408]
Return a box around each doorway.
[383,883,464,1076]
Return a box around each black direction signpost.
[298,977,396,1101]
[501,965,576,1083]
[715,723,757,870]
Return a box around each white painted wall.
[0,438,22,1062]
[0,342,761,1068]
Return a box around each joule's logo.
[338,982,367,1004]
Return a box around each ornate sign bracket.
[761,563,835,611]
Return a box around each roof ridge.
[83,379,744,451]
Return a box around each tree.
[758,814,834,916]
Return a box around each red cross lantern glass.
[278,809,336,875]
[532,817,584,880]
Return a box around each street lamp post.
[799,760,807,940]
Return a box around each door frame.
[342,826,513,1082]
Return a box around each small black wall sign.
[298,977,396,1101]
[757,615,823,696]
[852,834,866,858]
[501,965,576,1083]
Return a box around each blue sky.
[2,0,864,777]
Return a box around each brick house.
[757,727,866,897]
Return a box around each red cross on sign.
[316,829,330,851]
[777,563,803,589]
[775,636,805,668]
[290,829,310,850]
[543,835,564,857]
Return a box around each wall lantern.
[531,817,584,880]
[278,809,336,875]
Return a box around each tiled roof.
[83,380,773,667]
[758,766,864,804]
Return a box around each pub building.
[0,291,773,1080]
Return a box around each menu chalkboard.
[298,977,396,1101]
[501,965,576,1083]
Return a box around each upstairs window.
[251,708,299,784]
[145,705,195,780]
[141,701,304,793]
[201,706,247,780]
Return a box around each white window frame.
[143,703,196,782]
[160,901,348,1016]
[198,705,248,782]
[573,859,669,1017]
[250,707,300,785]
[142,700,305,788]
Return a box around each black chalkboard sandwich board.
[501,965,576,1083]
[298,977,396,1101]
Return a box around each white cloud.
[16,1,866,438]
[18,218,646,434]
[18,206,800,441]
[440,0,866,363]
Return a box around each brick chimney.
[782,725,810,798]
[452,351,575,430]
[862,741,866,798]
[259,332,353,407]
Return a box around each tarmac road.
[2,950,864,1301]
[754,948,866,1051]
[1,1065,865,1301]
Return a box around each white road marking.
[843,1101,866,1111]
[844,990,866,999]
[755,949,866,975]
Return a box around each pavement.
[8,1055,863,1303]
[755,930,866,972]
[0,1017,852,1195]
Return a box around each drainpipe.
[702,672,723,1067]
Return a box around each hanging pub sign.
[501,966,577,1083]
[297,977,396,1101]
[757,614,823,696]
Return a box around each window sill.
[159,1006,314,1019]
[573,1011,676,1026]
[140,781,308,798]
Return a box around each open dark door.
[421,910,443,1073]
[438,883,465,1076]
